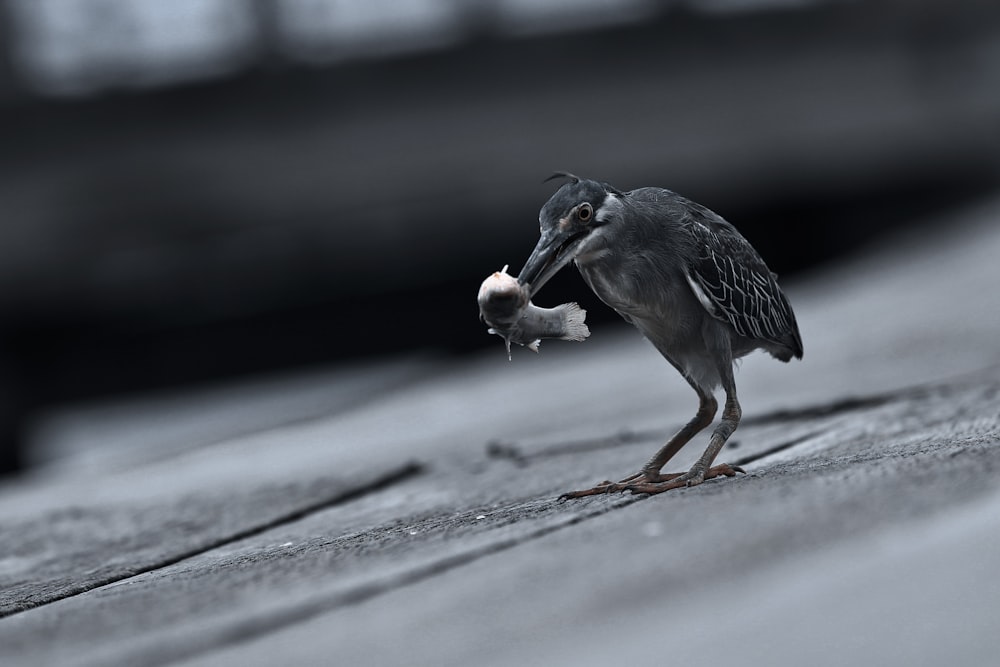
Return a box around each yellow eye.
[578,203,593,223]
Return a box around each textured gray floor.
[2,197,999,667]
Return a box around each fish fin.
[555,303,591,341]
[527,339,541,353]
[487,327,514,361]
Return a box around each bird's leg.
[637,389,717,481]
[558,389,717,499]
[626,386,743,495]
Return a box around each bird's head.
[517,172,623,297]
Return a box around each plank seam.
[0,461,425,620]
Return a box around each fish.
[477,265,590,359]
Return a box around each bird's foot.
[625,463,744,495]
[558,472,674,500]
[558,463,743,500]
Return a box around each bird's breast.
[578,255,703,338]
[575,260,644,318]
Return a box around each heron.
[516,173,803,497]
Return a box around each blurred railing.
[1,0,845,97]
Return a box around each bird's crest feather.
[543,171,580,185]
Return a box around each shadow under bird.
[516,173,803,497]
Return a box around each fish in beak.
[478,266,589,360]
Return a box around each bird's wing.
[683,216,801,352]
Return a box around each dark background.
[1,0,999,474]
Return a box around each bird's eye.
[578,203,593,223]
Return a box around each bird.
[516,173,803,498]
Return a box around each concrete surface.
[1,195,999,666]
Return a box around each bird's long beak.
[517,228,588,298]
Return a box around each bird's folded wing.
[683,221,800,351]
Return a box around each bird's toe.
[623,463,745,496]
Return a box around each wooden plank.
[27,355,436,472]
[1,373,997,666]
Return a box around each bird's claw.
[625,463,745,495]
[557,473,664,499]
[557,481,623,501]
[559,464,745,500]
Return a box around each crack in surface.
[741,395,895,426]
[104,495,642,667]
[729,429,829,468]
[485,373,992,465]
[486,428,660,467]
[0,462,425,620]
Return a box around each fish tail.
[556,303,590,341]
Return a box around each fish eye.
[577,203,593,223]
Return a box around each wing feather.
[683,213,803,358]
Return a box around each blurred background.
[1,0,998,475]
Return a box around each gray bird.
[517,173,803,497]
